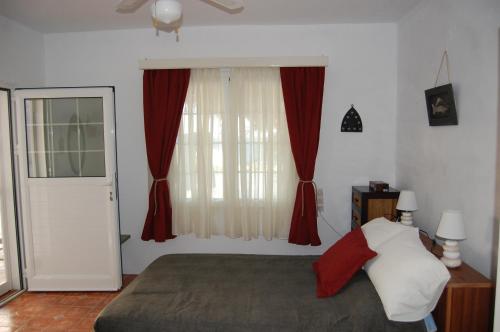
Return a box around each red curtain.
[141,69,191,242]
[280,67,325,246]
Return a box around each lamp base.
[441,257,462,268]
[400,211,413,226]
[441,240,462,268]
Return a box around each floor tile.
[0,275,136,332]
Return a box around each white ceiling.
[0,0,422,33]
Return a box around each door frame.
[0,87,24,293]
[493,28,500,332]
[14,86,122,291]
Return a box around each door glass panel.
[48,98,77,124]
[25,97,106,178]
[52,152,80,177]
[82,152,106,177]
[81,124,105,150]
[78,98,104,123]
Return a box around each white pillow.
[364,227,450,322]
[361,217,411,250]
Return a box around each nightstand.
[351,186,400,229]
[420,235,494,332]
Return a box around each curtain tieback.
[153,177,168,216]
[299,179,317,217]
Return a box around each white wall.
[44,24,398,274]
[396,0,500,277]
[0,15,44,87]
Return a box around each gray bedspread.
[95,254,426,332]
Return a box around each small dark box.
[369,181,389,192]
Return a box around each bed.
[94,254,426,332]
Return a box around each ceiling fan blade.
[116,0,149,13]
[205,0,244,10]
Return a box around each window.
[169,68,297,240]
[25,97,105,178]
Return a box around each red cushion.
[313,227,377,298]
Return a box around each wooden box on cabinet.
[420,235,494,332]
[351,186,400,229]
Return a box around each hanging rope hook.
[434,50,451,87]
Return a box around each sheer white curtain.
[169,67,297,240]
[169,69,223,238]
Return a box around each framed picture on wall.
[425,84,458,126]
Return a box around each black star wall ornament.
[341,105,363,132]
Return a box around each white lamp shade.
[396,190,418,211]
[436,210,466,241]
[151,0,182,24]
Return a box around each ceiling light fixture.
[151,0,182,25]
[117,0,243,34]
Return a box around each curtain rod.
[138,56,329,70]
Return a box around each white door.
[14,87,121,291]
[0,88,16,295]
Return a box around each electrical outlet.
[317,188,324,212]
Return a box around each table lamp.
[396,190,418,226]
[436,210,466,268]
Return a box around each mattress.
[95,254,426,332]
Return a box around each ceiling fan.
[116,0,244,26]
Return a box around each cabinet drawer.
[352,209,361,227]
[367,198,398,222]
[434,286,493,332]
[351,186,400,230]
[352,191,361,208]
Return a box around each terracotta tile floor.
[0,275,137,332]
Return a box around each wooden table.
[420,235,493,332]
